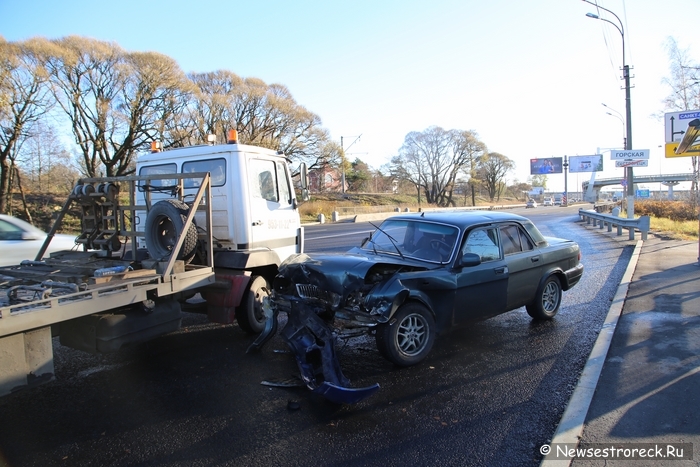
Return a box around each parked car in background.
[0,214,78,267]
[526,199,538,208]
[543,197,553,206]
[262,211,584,402]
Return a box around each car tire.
[526,275,562,320]
[237,275,269,334]
[145,199,198,264]
[376,302,435,366]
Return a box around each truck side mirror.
[299,163,309,201]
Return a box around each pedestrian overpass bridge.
[581,173,696,200]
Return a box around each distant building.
[308,167,347,193]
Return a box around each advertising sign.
[530,157,563,175]
[569,155,603,173]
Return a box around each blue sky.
[2,0,699,193]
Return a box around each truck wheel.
[526,275,562,320]
[376,302,435,366]
[145,199,198,264]
[237,275,269,334]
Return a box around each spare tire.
[145,199,198,264]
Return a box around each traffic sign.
[665,142,700,157]
[664,110,700,143]
[615,159,648,167]
[636,189,650,198]
[609,149,650,160]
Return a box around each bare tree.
[0,38,55,213]
[662,37,699,192]
[185,71,336,175]
[391,126,486,207]
[16,122,77,193]
[42,37,192,177]
[478,152,515,202]
[116,50,194,174]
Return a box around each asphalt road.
[0,205,635,467]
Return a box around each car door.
[453,227,509,325]
[499,223,543,310]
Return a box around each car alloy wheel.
[526,275,562,320]
[376,302,435,366]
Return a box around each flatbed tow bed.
[0,173,215,396]
[0,252,213,340]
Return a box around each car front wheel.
[376,302,435,366]
[526,275,562,320]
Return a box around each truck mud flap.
[280,300,379,405]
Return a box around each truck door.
[248,158,300,260]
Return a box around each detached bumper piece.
[280,300,379,404]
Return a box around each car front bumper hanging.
[248,297,379,405]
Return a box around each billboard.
[569,155,603,173]
[530,157,563,175]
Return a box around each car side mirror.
[460,252,481,267]
[21,232,41,241]
[360,232,372,247]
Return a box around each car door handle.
[494,266,508,274]
[530,256,540,263]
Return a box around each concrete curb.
[540,240,644,466]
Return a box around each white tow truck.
[0,130,307,397]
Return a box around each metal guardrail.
[578,208,650,240]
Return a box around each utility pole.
[584,0,634,218]
[340,135,361,195]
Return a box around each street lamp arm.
[581,0,624,34]
[602,103,623,119]
[587,15,623,40]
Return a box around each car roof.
[382,210,529,229]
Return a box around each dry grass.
[625,199,699,240]
[298,193,520,222]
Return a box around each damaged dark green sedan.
[251,211,583,404]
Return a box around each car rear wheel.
[376,302,435,366]
[526,275,562,320]
[237,275,269,334]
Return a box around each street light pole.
[602,103,626,148]
[584,0,634,218]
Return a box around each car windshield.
[362,218,459,263]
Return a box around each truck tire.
[237,275,269,334]
[145,199,198,264]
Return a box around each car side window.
[0,219,23,241]
[463,228,500,262]
[500,225,534,255]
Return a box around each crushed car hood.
[276,250,433,298]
